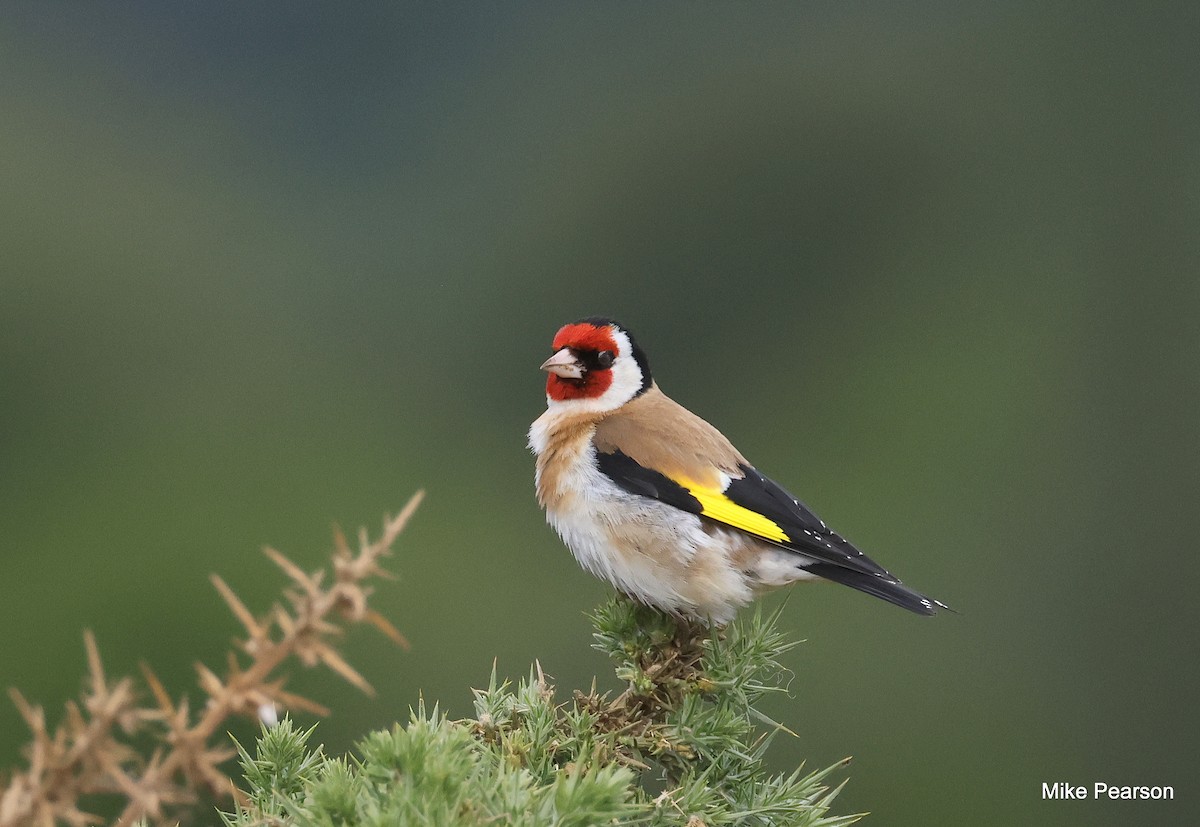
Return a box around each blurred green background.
[2,3,1197,825]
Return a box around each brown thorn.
[194,662,225,697]
[315,646,375,697]
[275,607,296,635]
[7,688,43,732]
[364,563,398,581]
[209,575,264,639]
[262,546,312,588]
[64,700,85,734]
[83,630,105,695]
[331,522,351,557]
[272,688,330,717]
[365,609,410,649]
[138,662,176,717]
[386,490,425,543]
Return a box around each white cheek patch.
[603,327,644,404]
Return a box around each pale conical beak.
[540,347,584,379]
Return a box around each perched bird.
[529,317,946,624]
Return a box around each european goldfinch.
[529,317,946,623]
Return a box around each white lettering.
[1043,782,1087,799]
[1093,783,1175,800]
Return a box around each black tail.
[805,562,949,616]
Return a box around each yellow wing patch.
[674,476,789,543]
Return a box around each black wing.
[596,449,945,615]
[719,465,946,615]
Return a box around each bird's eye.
[596,351,614,369]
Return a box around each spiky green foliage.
[224,596,862,826]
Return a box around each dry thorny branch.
[0,491,423,827]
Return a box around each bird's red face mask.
[541,323,619,401]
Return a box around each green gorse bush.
[223,596,862,826]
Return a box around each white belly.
[535,439,752,622]
[529,411,820,623]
